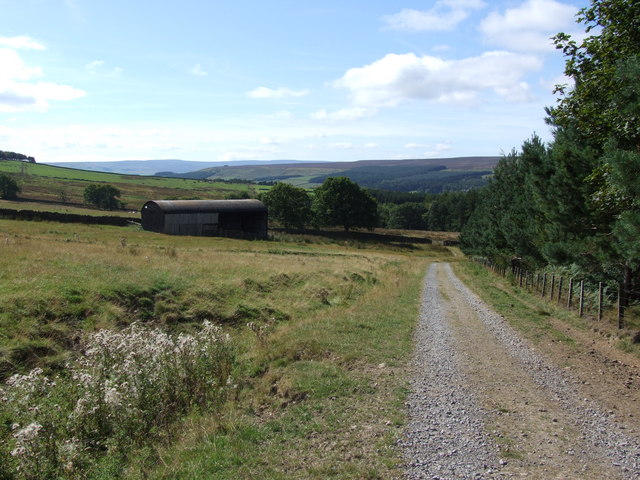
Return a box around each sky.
[0,0,590,163]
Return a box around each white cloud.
[334,51,542,108]
[221,151,261,162]
[479,0,579,52]
[246,86,309,99]
[405,141,452,156]
[0,48,85,112]
[383,0,486,32]
[363,143,379,149]
[0,36,45,50]
[0,125,14,138]
[310,107,374,122]
[0,49,42,80]
[265,110,294,120]
[85,60,123,76]
[85,60,104,71]
[189,64,207,76]
[260,136,280,145]
[330,142,355,150]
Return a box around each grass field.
[0,199,139,217]
[0,160,269,211]
[0,217,459,478]
[2,212,637,479]
[453,261,640,357]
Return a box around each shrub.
[0,322,234,478]
[83,184,122,210]
[0,174,20,200]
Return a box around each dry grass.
[0,220,454,479]
[1,217,454,478]
[0,199,139,217]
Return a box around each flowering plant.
[0,322,234,479]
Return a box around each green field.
[0,216,455,479]
[0,160,269,211]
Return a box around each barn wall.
[219,212,267,238]
[164,212,219,236]
[141,202,165,232]
[141,200,268,238]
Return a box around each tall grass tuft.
[0,322,234,479]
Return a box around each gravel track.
[401,262,640,479]
[400,263,499,479]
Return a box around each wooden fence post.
[579,280,585,317]
[542,273,547,298]
[567,278,574,309]
[618,285,625,329]
[598,282,603,322]
[550,275,556,301]
[557,277,563,304]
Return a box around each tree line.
[308,164,491,193]
[2,163,477,229]
[460,0,640,308]
[0,151,35,162]
[260,176,480,233]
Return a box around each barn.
[141,199,268,239]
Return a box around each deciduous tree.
[312,177,378,232]
[260,182,312,230]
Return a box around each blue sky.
[0,0,589,163]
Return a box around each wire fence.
[474,258,640,330]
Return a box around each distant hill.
[47,159,319,176]
[0,159,268,211]
[166,156,500,193]
[46,156,499,193]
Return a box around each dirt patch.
[438,266,621,478]
[403,262,640,479]
[461,273,640,434]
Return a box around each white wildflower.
[10,445,26,457]
[103,386,122,407]
[13,422,42,442]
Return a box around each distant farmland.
[158,156,499,192]
[0,160,268,212]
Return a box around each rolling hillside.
[0,160,266,212]
[160,156,499,192]
[48,159,317,176]
[43,156,499,193]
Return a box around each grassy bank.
[1,219,453,478]
[453,261,640,357]
[125,251,430,479]
[0,160,267,210]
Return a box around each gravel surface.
[400,263,499,479]
[401,262,640,479]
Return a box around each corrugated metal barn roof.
[143,199,267,214]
